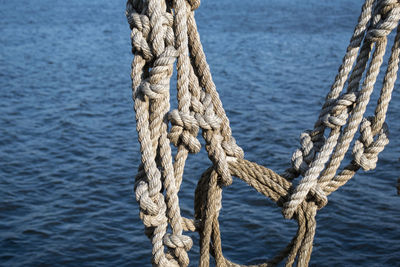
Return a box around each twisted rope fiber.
[127,0,399,266]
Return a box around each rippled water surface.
[1,0,399,266]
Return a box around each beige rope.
[282,0,399,219]
[127,0,399,266]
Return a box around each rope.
[126,0,399,266]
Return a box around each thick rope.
[127,0,399,266]
[282,0,399,219]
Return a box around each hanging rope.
[126,0,400,266]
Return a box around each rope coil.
[127,0,399,266]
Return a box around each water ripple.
[1,0,399,266]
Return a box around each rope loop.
[367,0,400,42]
[127,3,153,61]
[127,10,150,35]
[352,117,389,171]
[130,26,153,61]
[321,92,358,129]
[194,111,222,131]
[291,130,325,177]
[140,204,169,227]
[160,12,175,47]
[127,1,175,62]
[135,182,161,215]
[136,186,169,227]
[186,0,200,11]
[128,0,398,265]
[196,91,222,130]
[163,233,193,251]
[137,46,178,98]
[193,159,319,266]
[168,109,201,153]
[307,185,328,210]
[221,136,244,158]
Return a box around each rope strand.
[127,0,398,266]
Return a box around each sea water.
[1,0,399,266]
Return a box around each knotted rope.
[127,0,399,266]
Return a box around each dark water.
[1,0,399,266]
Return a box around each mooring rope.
[126,0,400,266]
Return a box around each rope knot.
[195,112,222,131]
[136,46,178,98]
[168,109,201,153]
[367,0,400,42]
[322,92,357,128]
[130,24,153,61]
[194,92,222,131]
[136,181,169,227]
[291,131,324,177]
[126,1,153,61]
[163,234,193,251]
[221,137,244,159]
[187,0,201,10]
[307,185,328,210]
[352,117,389,171]
[159,12,175,47]
[138,80,168,99]
[127,9,150,35]
[127,1,175,61]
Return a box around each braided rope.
[127,0,399,266]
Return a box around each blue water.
[1,0,399,266]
